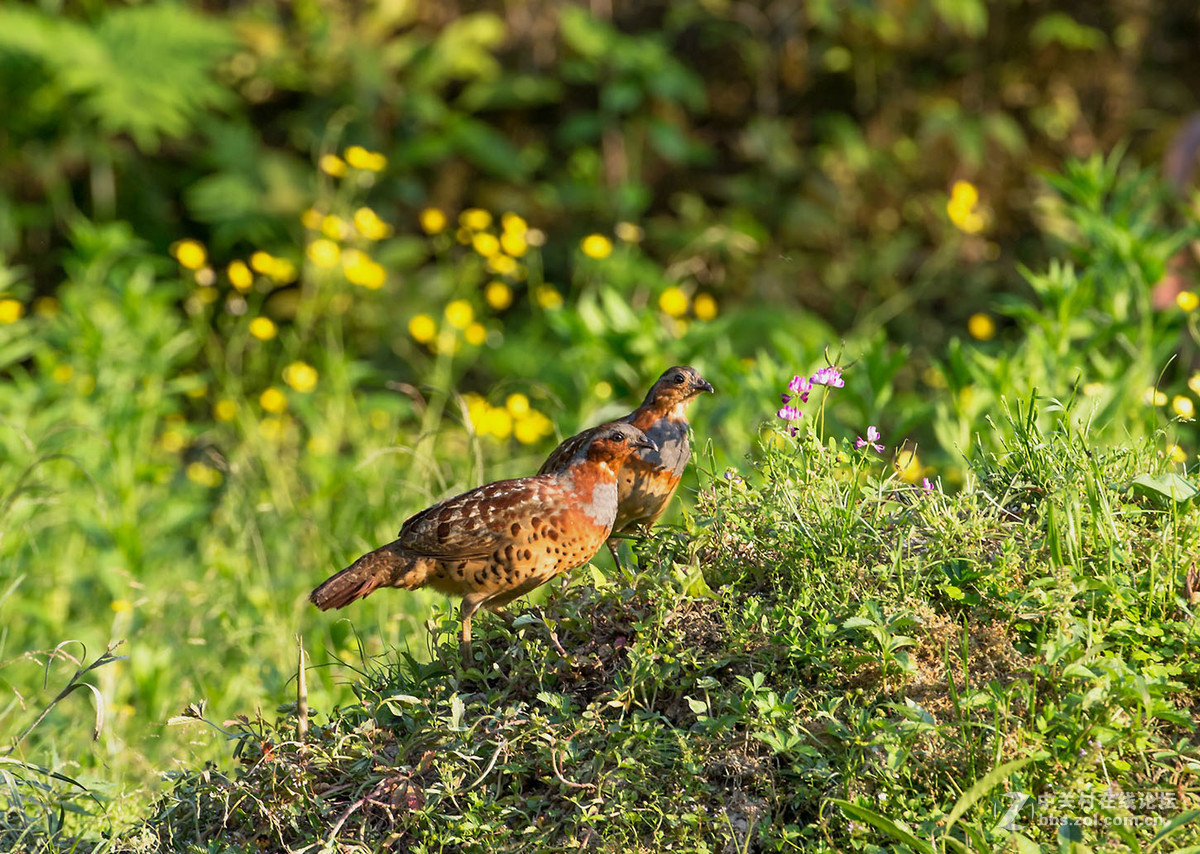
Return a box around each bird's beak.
[636,436,659,453]
[697,378,715,394]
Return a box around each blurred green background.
[3,0,1200,835]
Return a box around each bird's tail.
[309,542,427,610]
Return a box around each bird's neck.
[565,463,620,525]
[632,400,686,429]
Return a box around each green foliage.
[934,151,1199,463]
[105,398,1200,852]
[0,4,235,151]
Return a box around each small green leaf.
[1149,809,1200,850]
[829,799,934,854]
[943,752,1048,834]
[1130,473,1199,503]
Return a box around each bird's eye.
[673,374,685,384]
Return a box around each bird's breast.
[578,478,618,528]
[641,418,691,475]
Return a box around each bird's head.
[583,422,657,469]
[642,366,715,415]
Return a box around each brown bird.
[538,366,714,565]
[310,422,656,650]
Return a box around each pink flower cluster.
[776,366,845,435]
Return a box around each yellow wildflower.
[160,430,186,453]
[472,232,501,258]
[307,239,341,268]
[947,180,986,234]
[526,228,547,247]
[283,361,318,393]
[250,251,275,274]
[52,364,73,384]
[1143,387,1168,406]
[321,214,347,241]
[342,250,386,289]
[950,180,978,208]
[894,448,922,482]
[506,393,531,417]
[464,322,487,346]
[485,281,513,310]
[1167,443,1188,463]
[514,410,553,445]
[409,313,436,343]
[501,212,527,235]
[260,387,288,413]
[536,286,564,309]
[1081,382,1105,397]
[594,381,612,399]
[345,146,386,171]
[300,208,324,230]
[464,394,489,431]
[214,399,237,422]
[0,299,24,324]
[186,462,223,488]
[420,208,448,235]
[111,599,132,614]
[249,251,297,284]
[581,233,613,259]
[444,299,474,329]
[693,293,718,321]
[249,316,277,341]
[319,154,347,177]
[267,257,298,284]
[487,254,519,276]
[1189,372,1200,396]
[228,260,254,292]
[615,222,644,243]
[967,313,996,341]
[1177,290,1199,312]
[354,207,392,240]
[500,230,527,257]
[460,208,492,231]
[658,287,689,318]
[483,407,513,439]
[171,239,207,270]
[1173,395,1195,419]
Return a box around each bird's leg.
[459,592,488,660]
[605,538,627,574]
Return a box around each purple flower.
[788,375,813,400]
[922,477,933,493]
[812,366,844,388]
[777,405,804,422]
[855,425,883,452]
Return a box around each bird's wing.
[397,476,557,559]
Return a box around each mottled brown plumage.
[310,422,656,649]
[539,366,714,562]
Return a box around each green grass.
[63,396,1200,853]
